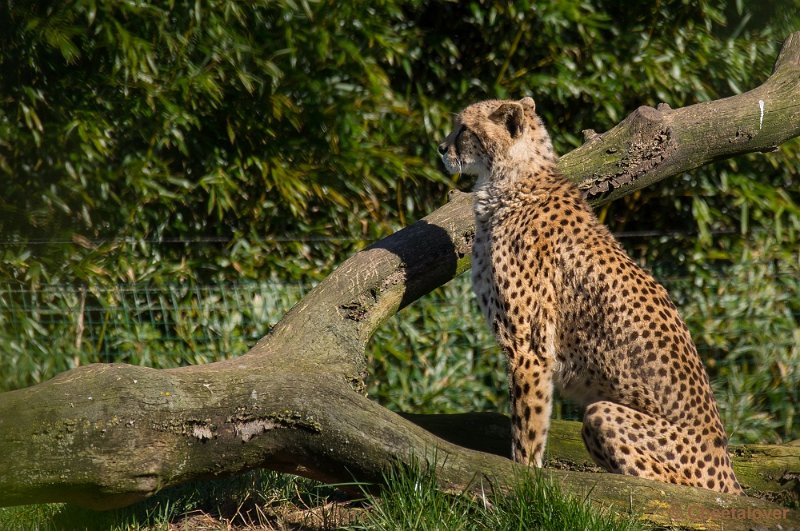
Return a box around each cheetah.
[437,97,742,494]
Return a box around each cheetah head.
[438,97,555,190]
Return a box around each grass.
[358,460,641,531]
[0,465,643,531]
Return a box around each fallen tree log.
[1,32,799,531]
[405,414,800,505]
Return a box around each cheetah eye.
[455,125,488,155]
[453,125,468,156]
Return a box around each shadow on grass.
[5,470,361,530]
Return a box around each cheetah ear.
[519,97,535,112]
[489,102,525,138]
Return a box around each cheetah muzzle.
[438,97,742,494]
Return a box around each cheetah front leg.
[508,351,555,467]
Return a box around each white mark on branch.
[75,286,85,355]
[192,425,214,440]
[235,419,279,442]
[758,99,765,129]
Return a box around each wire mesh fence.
[0,282,309,390]
[0,269,797,377]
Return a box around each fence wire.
[0,282,309,390]
[1,272,796,376]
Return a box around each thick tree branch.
[560,31,800,203]
[1,32,799,530]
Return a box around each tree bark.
[1,32,799,530]
[406,415,800,506]
[559,31,800,203]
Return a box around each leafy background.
[1,0,799,444]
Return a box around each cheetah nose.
[437,142,447,155]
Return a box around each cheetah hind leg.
[581,400,742,494]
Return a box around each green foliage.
[368,274,506,414]
[0,282,303,390]
[678,230,800,444]
[1,0,450,286]
[2,0,798,286]
[639,161,800,443]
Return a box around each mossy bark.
[407,414,800,505]
[1,32,799,531]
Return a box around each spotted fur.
[437,97,742,494]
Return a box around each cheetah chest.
[472,216,559,363]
